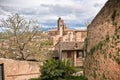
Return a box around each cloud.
[0,0,108,30]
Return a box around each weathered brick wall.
[0,58,40,80]
[85,0,120,80]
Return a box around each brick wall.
[85,0,120,80]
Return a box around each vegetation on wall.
[93,70,97,79]
[88,17,120,64]
[111,10,117,26]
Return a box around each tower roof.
[58,17,61,20]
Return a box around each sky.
[0,0,108,30]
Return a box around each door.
[0,64,4,80]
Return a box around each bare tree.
[0,13,39,60]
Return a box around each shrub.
[30,78,40,80]
[40,59,76,80]
[64,76,88,80]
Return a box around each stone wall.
[76,58,83,67]
[0,58,40,80]
[84,0,120,80]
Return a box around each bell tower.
[57,17,64,36]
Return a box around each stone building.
[48,18,87,67]
[48,17,86,45]
[55,42,85,67]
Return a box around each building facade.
[48,17,86,45]
[48,18,87,67]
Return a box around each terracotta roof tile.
[55,42,84,51]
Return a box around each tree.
[0,13,39,60]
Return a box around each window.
[67,52,71,58]
[76,51,83,58]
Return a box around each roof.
[55,42,84,51]
[74,29,87,32]
[64,29,75,31]
[48,29,57,32]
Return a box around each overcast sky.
[0,0,108,30]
